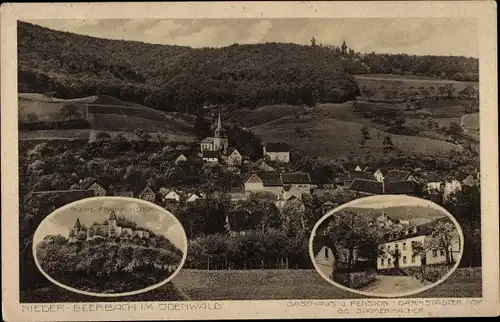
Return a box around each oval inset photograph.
[32,197,188,297]
[309,195,464,298]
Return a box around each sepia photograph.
[311,195,463,297]
[1,1,497,320]
[32,197,187,297]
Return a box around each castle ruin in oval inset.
[32,197,188,297]
[309,195,464,298]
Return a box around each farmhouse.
[200,112,229,153]
[85,181,107,196]
[163,189,182,202]
[244,172,284,197]
[69,210,152,242]
[138,184,156,202]
[224,148,243,166]
[314,245,335,278]
[281,172,312,195]
[175,153,188,164]
[377,217,461,270]
[263,142,290,163]
[186,192,206,203]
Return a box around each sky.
[33,198,187,251]
[23,18,478,57]
[348,194,438,210]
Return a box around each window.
[381,258,385,266]
[403,256,407,264]
[440,250,445,256]
[324,248,329,260]
[403,243,407,250]
[388,258,392,267]
[412,256,416,263]
[432,249,438,257]
[395,244,399,250]
[388,245,391,251]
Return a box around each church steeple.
[214,110,226,139]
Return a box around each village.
[25,110,480,236]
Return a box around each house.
[253,159,276,172]
[461,174,479,187]
[163,189,182,202]
[202,150,219,163]
[372,168,393,182]
[229,192,248,202]
[384,170,418,183]
[85,181,107,197]
[443,179,462,197]
[342,171,373,187]
[349,179,418,195]
[281,172,312,194]
[354,165,363,172]
[225,148,243,166]
[314,245,335,278]
[186,192,205,203]
[263,142,290,163]
[225,210,265,235]
[200,111,229,152]
[282,186,303,200]
[377,218,461,270]
[175,153,188,164]
[244,172,284,197]
[138,185,156,202]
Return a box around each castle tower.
[108,210,118,237]
[341,40,347,55]
[213,110,229,152]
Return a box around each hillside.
[18,93,196,142]
[18,21,359,113]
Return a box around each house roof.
[348,179,417,195]
[281,172,311,184]
[261,172,283,186]
[384,170,412,182]
[265,142,290,152]
[380,220,437,243]
[346,171,373,180]
[225,147,240,157]
[202,150,219,158]
[201,137,214,143]
[84,181,107,190]
[349,179,384,194]
[137,184,155,195]
[384,181,418,194]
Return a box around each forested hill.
[18,21,360,113]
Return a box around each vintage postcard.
[1,1,498,320]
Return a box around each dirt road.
[360,275,427,294]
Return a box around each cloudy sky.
[33,199,187,251]
[347,194,438,209]
[23,18,478,57]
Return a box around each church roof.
[201,137,214,143]
[265,142,290,152]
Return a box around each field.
[227,104,308,128]
[251,105,462,158]
[18,93,196,142]
[171,268,481,300]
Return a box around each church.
[200,111,229,152]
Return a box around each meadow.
[171,268,481,300]
[228,104,308,128]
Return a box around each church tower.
[213,110,229,152]
[108,210,118,237]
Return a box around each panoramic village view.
[17,19,481,301]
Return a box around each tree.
[360,126,370,141]
[60,103,81,121]
[383,135,394,149]
[135,128,145,140]
[25,112,39,123]
[445,84,456,98]
[424,220,460,265]
[448,122,463,135]
[310,36,317,47]
[438,86,447,98]
[322,209,383,287]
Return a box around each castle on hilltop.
[200,111,229,153]
[69,210,152,242]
